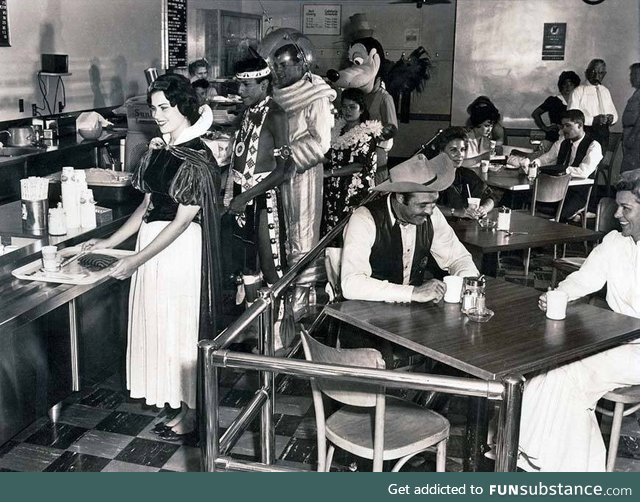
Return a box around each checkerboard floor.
[1,241,639,472]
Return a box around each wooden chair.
[522,173,571,277]
[300,331,450,472]
[551,197,618,286]
[596,385,640,471]
[594,133,622,197]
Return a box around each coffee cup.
[41,245,59,271]
[467,197,481,210]
[546,290,568,320]
[480,160,490,173]
[242,274,263,304]
[443,275,463,303]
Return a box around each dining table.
[321,277,640,471]
[446,209,602,275]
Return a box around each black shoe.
[157,428,198,445]
[151,422,171,434]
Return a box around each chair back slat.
[301,331,384,407]
[531,173,571,221]
[595,197,619,234]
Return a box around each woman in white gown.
[83,74,222,439]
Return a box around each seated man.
[518,169,640,471]
[341,155,479,304]
[530,109,603,222]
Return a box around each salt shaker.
[497,207,511,231]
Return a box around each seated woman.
[437,126,499,219]
[531,70,581,145]
[321,88,383,235]
[463,97,502,167]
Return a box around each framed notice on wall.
[0,0,10,47]
[302,4,341,35]
[542,23,566,61]
[164,0,187,68]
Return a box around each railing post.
[259,288,275,465]
[495,374,525,472]
[199,342,220,472]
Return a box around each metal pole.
[495,374,525,472]
[68,298,80,391]
[259,289,275,464]
[212,298,267,349]
[199,343,220,472]
[220,389,268,455]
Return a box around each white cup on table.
[467,197,481,210]
[443,275,463,303]
[546,290,568,320]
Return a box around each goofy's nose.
[326,69,340,82]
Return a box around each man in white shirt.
[531,109,603,221]
[568,59,618,149]
[517,169,640,471]
[341,153,479,304]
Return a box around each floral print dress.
[322,119,382,234]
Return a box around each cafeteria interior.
[1,0,640,473]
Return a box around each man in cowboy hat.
[341,153,479,303]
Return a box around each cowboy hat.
[372,152,455,193]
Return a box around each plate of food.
[12,247,134,285]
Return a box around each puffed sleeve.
[168,145,220,206]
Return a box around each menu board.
[0,0,10,47]
[166,0,187,68]
[302,4,341,35]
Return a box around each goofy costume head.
[326,37,385,94]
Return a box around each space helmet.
[258,28,315,73]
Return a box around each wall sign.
[0,0,10,47]
[165,0,187,68]
[302,4,341,35]
[542,23,566,61]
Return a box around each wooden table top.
[324,277,640,381]
[447,210,602,253]
[471,166,594,192]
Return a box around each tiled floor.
[1,240,639,472]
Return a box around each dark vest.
[557,133,596,176]
[365,197,434,286]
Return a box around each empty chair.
[596,385,640,471]
[522,173,571,277]
[300,331,449,472]
[551,197,619,286]
[594,133,622,197]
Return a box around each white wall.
[0,0,163,120]
[452,0,640,131]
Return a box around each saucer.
[466,307,494,323]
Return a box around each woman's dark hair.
[147,73,200,125]
[437,126,468,152]
[341,88,370,122]
[557,71,581,90]
[467,96,500,127]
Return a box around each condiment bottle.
[80,189,97,229]
[48,202,67,236]
[497,207,511,231]
[61,166,80,229]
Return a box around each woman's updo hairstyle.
[341,88,370,122]
[467,96,501,128]
[147,73,201,125]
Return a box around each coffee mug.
[443,275,463,303]
[546,290,568,320]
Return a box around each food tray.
[12,247,134,285]
[46,168,132,187]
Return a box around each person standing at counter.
[83,74,222,440]
[621,63,640,173]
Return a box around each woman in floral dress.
[322,88,382,235]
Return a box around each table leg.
[68,298,80,392]
[495,374,525,472]
[463,396,490,471]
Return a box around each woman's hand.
[538,293,547,312]
[81,238,110,252]
[463,207,482,219]
[108,255,141,280]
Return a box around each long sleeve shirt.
[535,134,603,178]
[341,197,478,303]
[568,83,618,127]
[558,231,640,318]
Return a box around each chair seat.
[325,396,450,461]
[603,385,640,404]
